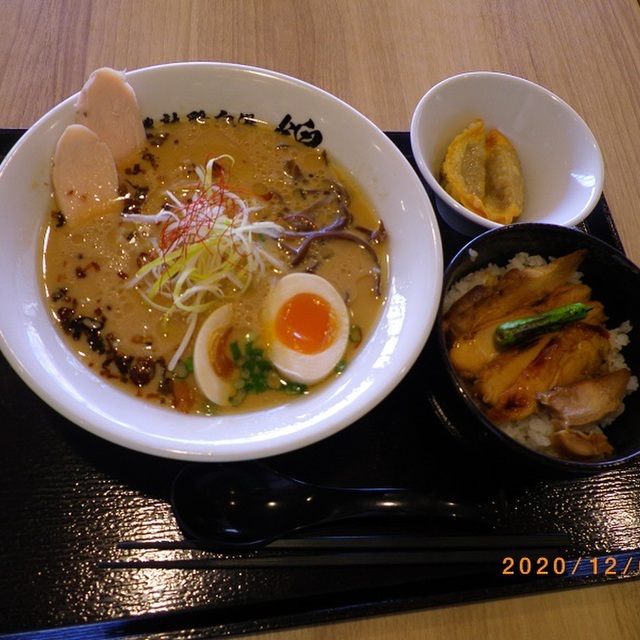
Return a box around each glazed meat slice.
[448,282,601,379]
[75,67,146,162]
[473,334,555,406]
[552,429,614,459]
[538,368,632,427]
[443,249,587,340]
[483,322,611,423]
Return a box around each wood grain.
[2,1,640,637]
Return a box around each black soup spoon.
[170,462,504,550]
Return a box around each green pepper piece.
[495,302,592,349]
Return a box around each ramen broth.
[43,115,388,414]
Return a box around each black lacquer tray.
[1,129,639,639]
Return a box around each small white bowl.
[410,72,604,235]
[0,62,443,461]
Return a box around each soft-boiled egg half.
[193,303,236,406]
[263,272,350,385]
[192,273,351,406]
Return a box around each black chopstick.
[102,546,563,569]
[268,533,571,550]
[105,533,572,570]
[116,532,571,551]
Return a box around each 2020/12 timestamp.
[502,554,640,577]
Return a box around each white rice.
[445,252,637,456]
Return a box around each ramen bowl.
[410,72,604,236]
[0,62,443,461]
[434,223,640,477]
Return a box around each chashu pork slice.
[538,368,632,428]
[443,250,587,340]
[52,123,120,228]
[75,67,146,163]
[448,283,603,380]
[482,322,611,424]
[552,429,613,459]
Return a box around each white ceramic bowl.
[410,71,604,235]
[0,62,443,461]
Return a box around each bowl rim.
[409,71,605,232]
[0,61,444,461]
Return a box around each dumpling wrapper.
[483,129,525,224]
[440,119,524,224]
[440,118,487,213]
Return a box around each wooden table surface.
[3,1,640,638]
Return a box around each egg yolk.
[275,293,336,354]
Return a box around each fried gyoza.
[440,119,524,224]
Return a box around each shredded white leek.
[123,155,285,369]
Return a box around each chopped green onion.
[229,340,243,362]
[334,358,348,373]
[225,337,308,405]
[229,388,248,407]
[282,381,308,395]
[349,324,363,345]
[172,360,190,380]
[172,356,194,380]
